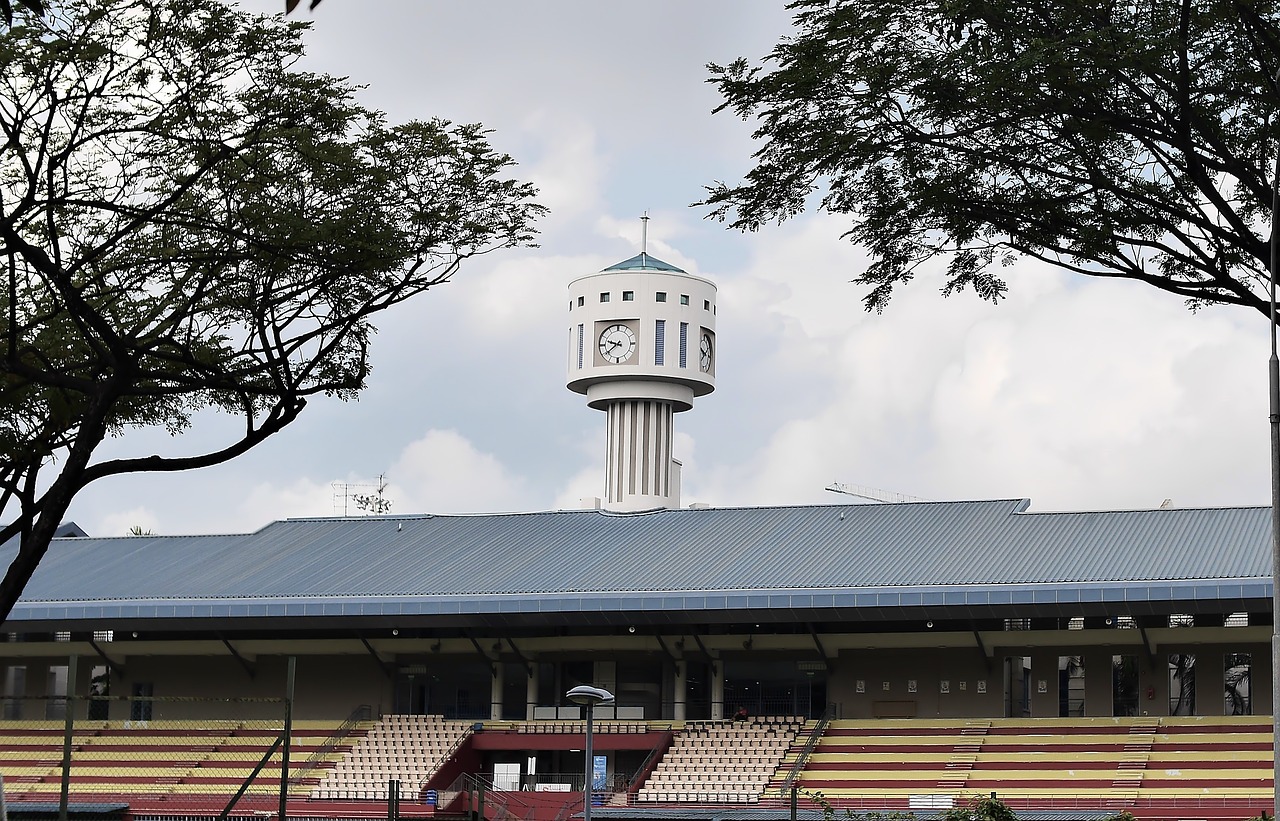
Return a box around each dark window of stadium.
[131,681,154,721]
[1003,655,1030,717]
[1225,653,1251,715]
[88,665,110,720]
[1169,653,1196,715]
[1058,655,1084,716]
[2,665,25,719]
[44,665,68,720]
[1112,655,1138,716]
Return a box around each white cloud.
[237,477,335,526]
[552,465,607,511]
[693,226,1271,512]
[387,429,535,514]
[521,114,607,225]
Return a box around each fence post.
[59,654,78,821]
[279,656,296,821]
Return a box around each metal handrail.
[775,703,835,796]
[288,703,371,784]
[627,727,676,793]
[417,721,478,797]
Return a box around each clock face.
[598,323,636,364]
[699,332,713,372]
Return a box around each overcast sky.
[66,0,1273,537]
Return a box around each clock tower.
[566,234,717,512]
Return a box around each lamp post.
[566,685,614,821]
[1269,65,1280,821]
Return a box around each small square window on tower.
[680,294,689,305]
[655,292,667,303]
[703,299,711,310]
[600,292,610,303]
[577,296,585,307]
[622,291,635,301]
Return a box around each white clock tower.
[566,231,717,512]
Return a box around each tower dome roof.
[602,252,686,273]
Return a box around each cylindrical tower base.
[604,399,677,511]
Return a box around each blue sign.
[424,790,438,806]
[592,754,607,790]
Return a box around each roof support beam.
[972,630,992,674]
[359,636,392,680]
[221,638,256,680]
[692,634,713,659]
[654,635,680,664]
[86,639,124,679]
[467,635,497,678]
[1138,625,1157,666]
[807,625,833,672]
[503,638,533,678]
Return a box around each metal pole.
[583,703,594,821]
[1270,66,1280,821]
[279,656,295,821]
[58,654,77,821]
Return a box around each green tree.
[0,0,544,622]
[703,0,1280,316]
[0,0,42,24]
[942,795,1018,821]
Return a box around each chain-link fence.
[0,693,298,817]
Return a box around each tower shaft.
[604,398,676,510]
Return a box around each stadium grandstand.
[1,251,1275,821]
[0,498,1274,821]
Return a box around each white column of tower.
[566,223,717,512]
[604,399,675,506]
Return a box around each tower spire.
[640,212,650,257]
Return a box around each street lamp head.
[566,684,615,706]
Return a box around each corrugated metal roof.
[5,500,1269,620]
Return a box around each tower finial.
[640,212,649,255]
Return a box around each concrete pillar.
[673,661,687,721]
[1139,651,1169,717]
[1029,651,1059,717]
[710,660,724,720]
[1083,651,1112,717]
[490,664,503,721]
[526,664,539,720]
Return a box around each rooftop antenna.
[640,212,649,256]
[825,481,927,504]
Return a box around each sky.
[65,0,1275,537]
